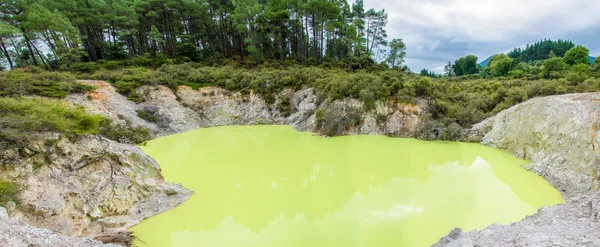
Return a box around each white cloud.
[360,0,600,70]
[374,0,600,42]
[449,37,467,44]
[429,40,441,51]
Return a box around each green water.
[130,125,563,247]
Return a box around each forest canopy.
[0,0,406,70]
[507,39,575,63]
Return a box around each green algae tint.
[130,125,563,247]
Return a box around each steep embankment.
[0,133,191,245]
[68,81,430,138]
[436,93,600,246]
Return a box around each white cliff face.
[478,93,600,197]
[68,81,428,138]
[435,92,600,247]
[0,134,192,244]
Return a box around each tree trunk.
[22,32,39,66]
[32,44,49,70]
[0,37,14,69]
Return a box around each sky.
[361,0,600,73]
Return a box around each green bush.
[0,97,151,147]
[314,105,362,136]
[136,108,158,123]
[0,180,21,205]
[566,63,590,84]
[98,119,152,145]
[70,62,100,74]
[0,61,575,140]
[0,69,93,98]
[277,96,293,117]
[0,97,103,148]
[541,57,569,79]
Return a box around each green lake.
[130,125,564,247]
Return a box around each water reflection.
[131,125,563,247]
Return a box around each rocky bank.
[432,191,600,247]
[0,133,192,245]
[68,80,430,138]
[4,81,600,246]
[0,207,118,247]
[435,93,600,246]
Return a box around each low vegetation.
[0,70,152,149]
[84,61,600,130]
[0,180,21,205]
[98,119,152,145]
[1,46,599,142]
[0,97,102,149]
[0,67,93,98]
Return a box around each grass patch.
[0,68,94,98]
[0,180,21,205]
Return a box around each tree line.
[438,39,599,83]
[507,39,575,63]
[0,0,407,70]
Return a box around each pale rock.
[0,206,119,247]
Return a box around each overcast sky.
[362,0,600,73]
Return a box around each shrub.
[0,180,21,205]
[315,105,362,136]
[0,97,102,136]
[314,108,325,129]
[566,63,590,84]
[439,123,463,141]
[136,108,158,123]
[0,69,93,98]
[70,62,100,74]
[0,97,151,148]
[541,57,569,79]
[563,46,590,66]
[98,119,152,145]
[277,96,293,117]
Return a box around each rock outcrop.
[68,80,165,135]
[0,207,119,247]
[436,92,600,247]
[432,191,600,247]
[0,134,192,245]
[474,93,600,197]
[68,81,429,138]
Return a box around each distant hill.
[478,56,493,67]
[478,55,596,67]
